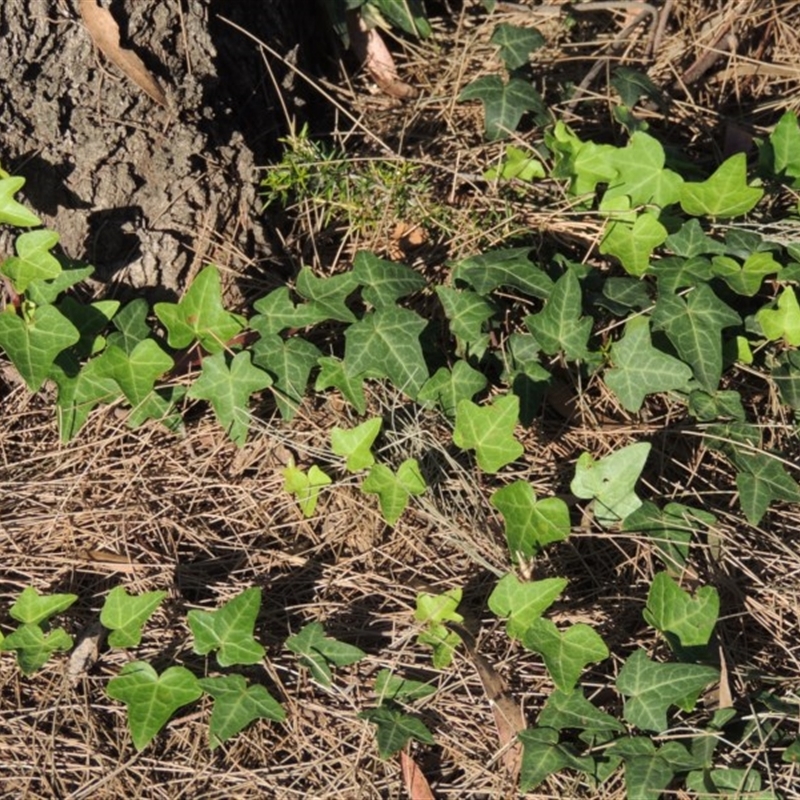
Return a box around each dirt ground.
[3,1,800,798]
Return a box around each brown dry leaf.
[79,0,168,107]
[346,11,418,99]
[388,222,429,260]
[400,750,435,800]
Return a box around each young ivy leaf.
[435,286,495,358]
[187,350,272,447]
[362,459,427,525]
[375,669,437,704]
[755,286,800,346]
[652,284,741,392]
[521,619,609,692]
[352,250,426,308]
[459,75,545,141]
[10,586,78,625]
[487,573,567,640]
[711,251,782,297]
[490,481,570,562]
[100,586,168,648]
[187,587,266,667]
[570,442,651,527]
[418,360,487,418]
[0,304,80,392]
[680,153,763,218]
[343,306,429,399]
[294,266,358,323]
[314,355,369,415]
[197,674,285,750]
[643,572,719,658]
[525,269,593,359]
[1,229,62,293]
[414,588,464,669]
[604,316,694,412]
[359,706,435,759]
[616,649,719,733]
[106,661,203,751]
[252,334,321,420]
[490,23,545,70]
[285,621,366,688]
[283,462,332,517]
[0,623,74,675]
[453,394,523,474]
[599,205,669,277]
[154,265,246,354]
[0,174,42,227]
[331,416,382,472]
[25,264,94,307]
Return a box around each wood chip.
[79,0,168,107]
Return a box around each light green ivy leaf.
[331,416,382,472]
[599,198,668,277]
[1,229,62,292]
[0,174,42,227]
[375,669,437,704]
[0,623,74,675]
[488,573,567,640]
[415,589,464,669]
[418,360,487,418]
[100,586,167,648]
[453,394,523,473]
[680,153,763,218]
[286,621,366,688]
[362,459,427,525]
[106,661,202,750]
[755,286,800,346]
[283,462,332,517]
[10,586,78,624]
[187,587,266,667]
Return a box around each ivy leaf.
[652,284,741,392]
[490,23,545,70]
[570,442,651,526]
[107,298,151,354]
[611,67,664,110]
[488,573,567,640]
[649,255,714,293]
[622,501,715,571]
[250,287,326,335]
[352,250,425,308]
[286,621,366,688]
[686,767,772,798]
[198,674,285,750]
[359,707,434,759]
[736,452,800,525]
[605,132,684,208]
[51,356,122,442]
[484,145,546,181]
[616,649,719,732]
[10,586,78,624]
[767,111,800,184]
[96,340,182,431]
[490,481,570,561]
[106,661,202,750]
[283,462,332,517]
[436,286,495,357]
[525,269,593,359]
[418,360,487,418]
[0,623,74,675]
[375,669,437,703]
[453,394,523,473]
[295,266,358,323]
[611,737,699,800]
[773,350,800,410]
[25,264,94,306]
[452,247,553,300]
[518,727,591,792]
[538,689,626,736]
[0,174,42,227]
[154,265,246,353]
[522,619,609,692]
[665,218,726,258]
[1,230,62,292]
[414,588,464,668]
[187,587,266,667]
[711,251,782,297]
[600,208,669,277]
[252,334,321,420]
[459,75,545,140]
[0,304,80,391]
[331,416,382,472]
[314,355,368,415]
[604,316,693,412]
[370,0,431,38]
[55,297,119,359]
[755,286,800,346]
[187,350,271,446]
[100,586,167,648]
[343,306,429,398]
[643,573,719,658]
[680,153,763,218]
[362,459,427,525]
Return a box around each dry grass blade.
[79,0,168,107]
